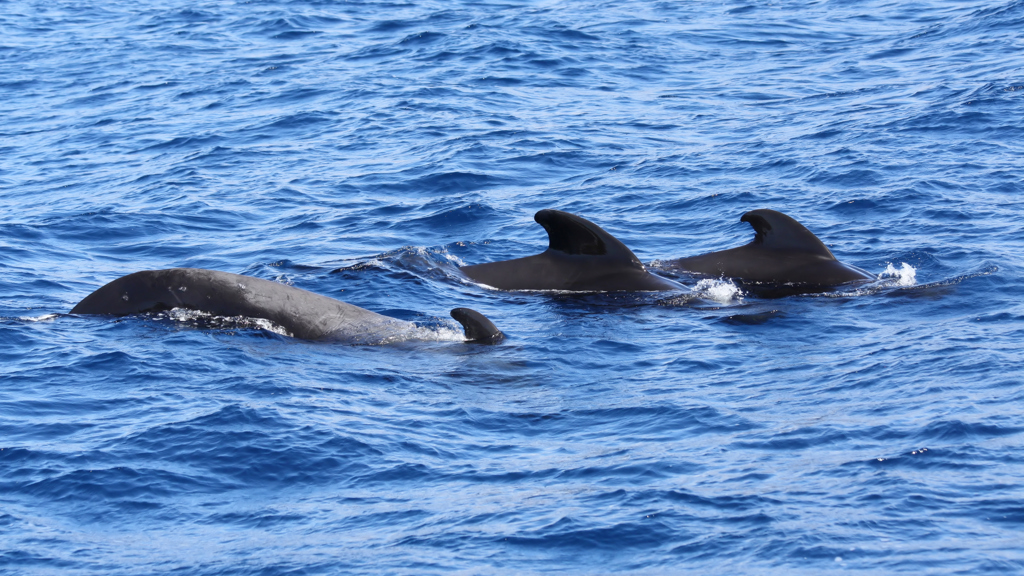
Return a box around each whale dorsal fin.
[740,209,836,259]
[450,308,504,343]
[536,209,607,255]
[534,209,643,266]
[459,209,680,290]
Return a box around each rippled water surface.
[3,0,1024,573]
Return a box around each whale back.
[70,268,394,340]
[461,210,679,291]
[71,268,504,343]
[665,209,874,288]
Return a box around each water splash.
[18,313,60,322]
[880,262,917,287]
[402,323,467,343]
[692,278,743,303]
[165,308,294,337]
[164,307,468,344]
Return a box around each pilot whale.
[71,268,503,344]
[661,209,875,291]
[463,208,873,295]
[461,209,682,291]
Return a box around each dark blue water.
[3,0,1023,573]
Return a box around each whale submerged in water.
[461,209,873,295]
[71,268,503,344]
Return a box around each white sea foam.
[20,313,60,322]
[163,308,469,343]
[410,323,468,343]
[880,262,917,287]
[335,322,470,345]
[444,251,467,267]
[693,278,743,303]
[166,308,293,337]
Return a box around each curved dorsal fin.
[740,209,836,259]
[534,209,642,265]
[450,308,504,344]
[536,209,607,255]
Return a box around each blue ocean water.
[2,0,1023,573]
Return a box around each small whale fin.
[450,308,504,344]
[534,209,643,265]
[740,209,836,259]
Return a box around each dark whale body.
[461,210,682,292]
[71,268,502,344]
[663,209,874,294]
